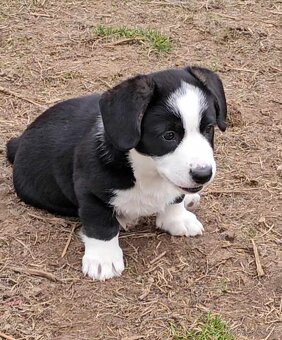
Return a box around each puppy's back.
[6,94,101,162]
[6,94,101,216]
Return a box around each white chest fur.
[110,150,180,222]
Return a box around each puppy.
[6,66,227,281]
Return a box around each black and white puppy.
[6,66,227,281]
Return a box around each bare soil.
[0,1,281,339]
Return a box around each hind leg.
[13,167,77,217]
[6,137,20,163]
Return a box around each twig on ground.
[30,12,54,18]
[120,232,157,239]
[257,224,275,239]
[105,37,145,46]
[0,331,17,340]
[61,224,78,258]
[267,11,282,15]
[97,78,112,89]
[251,239,265,277]
[27,212,72,223]
[270,99,282,105]
[12,237,35,259]
[9,266,62,282]
[225,66,258,73]
[204,188,258,195]
[215,13,239,20]
[150,251,166,265]
[0,86,46,108]
[264,326,275,340]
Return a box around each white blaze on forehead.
[153,81,215,189]
[167,82,207,133]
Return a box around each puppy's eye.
[163,131,176,141]
[205,125,214,134]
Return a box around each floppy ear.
[99,75,155,151]
[187,66,227,131]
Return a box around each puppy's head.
[99,66,227,193]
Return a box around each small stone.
[219,225,228,232]
[274,275,282,293]
[136,276,142,282]
[258,216,266,224]
[223,231,235,242]
[277,165,282,178]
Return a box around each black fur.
[172,194,185,205]
[100,75,155,151]
[6,137,20,163]
[187,66,227,131]
[6,66,227,241]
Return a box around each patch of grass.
[93,24,172,52]
[242,225,258,239]
[209,62,222,73]
[170,313,234,340]
[219,278,230,294]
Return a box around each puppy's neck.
[128,149,161,181]
[95,114,130,168]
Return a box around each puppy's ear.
[187,66,227,131]
[99,75,155,151]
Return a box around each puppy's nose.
[190,166,212,184]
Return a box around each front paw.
[81,234,124,281]
[184,193,200,211]
[156,209,204,237]
[82,253,124,281]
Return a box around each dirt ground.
[0,0,281,339]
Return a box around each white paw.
[116,215,128,230]
[156,203,204,237]
[81,234,124,281]
[184,193,200,211]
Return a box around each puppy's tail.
[6,137,20,164]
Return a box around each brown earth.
[0,1,281,339]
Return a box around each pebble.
[223,231,235,242]
[277,165,282,177]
